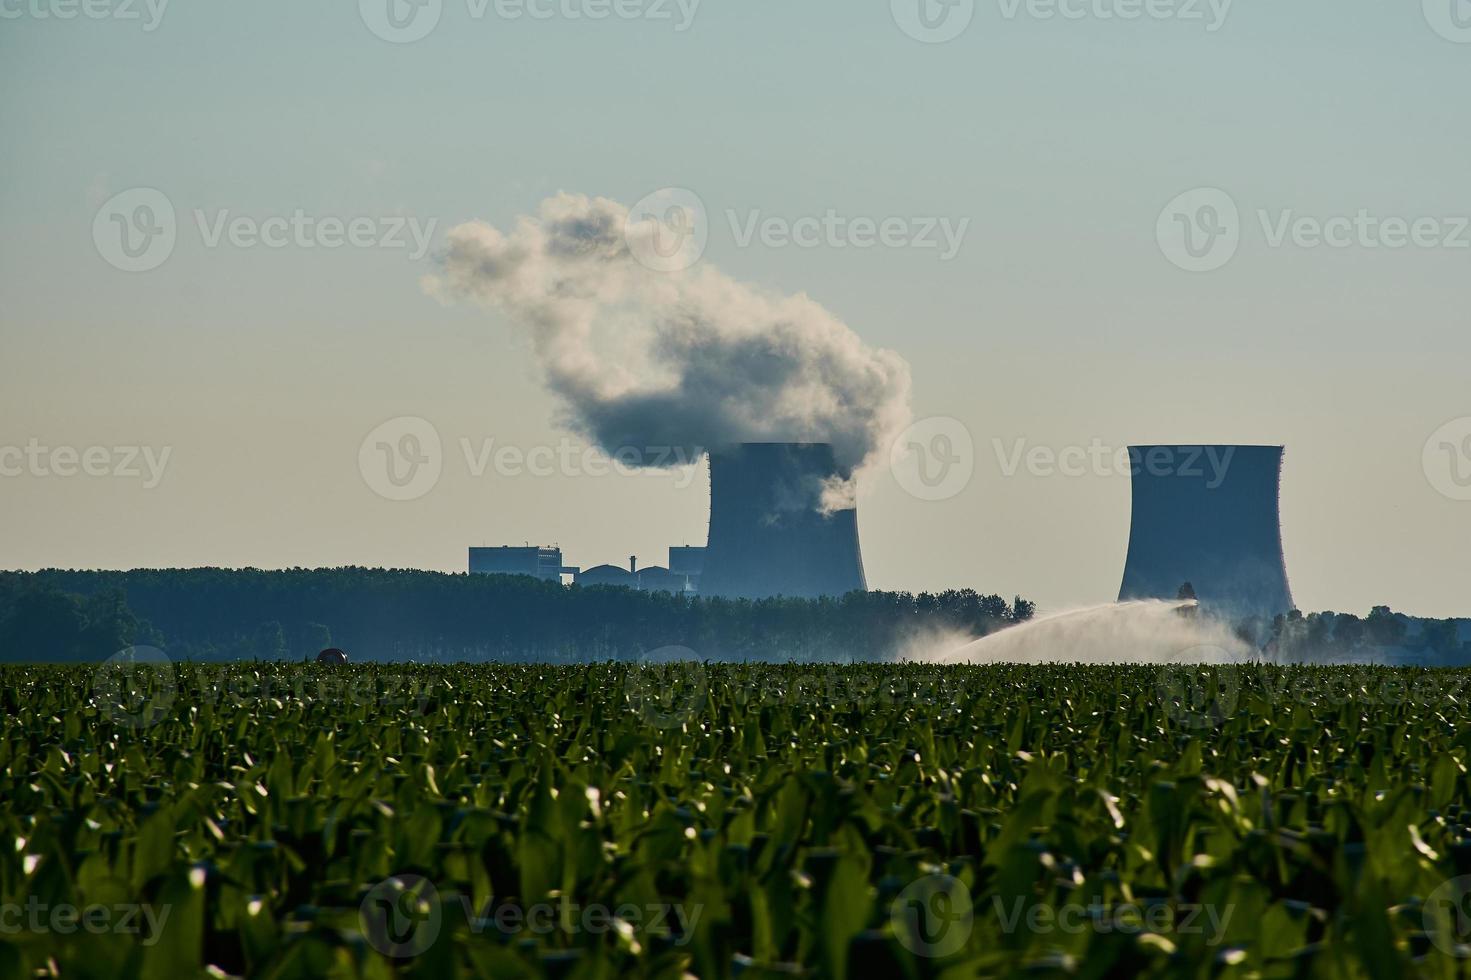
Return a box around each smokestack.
[1118,445,1294,622]
[700,443,867,600]
[630,555,637,574]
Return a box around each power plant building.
[468,546,576,582]
[576,564,637,589]
[1118,445,1294,622]
[668,546,705,593]
[575,555,691,594]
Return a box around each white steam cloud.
[422,192,912,510]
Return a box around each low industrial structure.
[468,546,578,582]
[470,546,704,594]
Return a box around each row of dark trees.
[0,577,158,663]
[0,568,1035,663]
[6,566,1456,664]
[1269,607,1467,660]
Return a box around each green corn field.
[4,660,1471,978]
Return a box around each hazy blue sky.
[2,0,1468,617]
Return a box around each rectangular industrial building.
[468,546,572,582]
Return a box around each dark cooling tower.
[1118,445,1294,621]
[701,443,867,600]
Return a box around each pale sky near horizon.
[1,0,1468,618]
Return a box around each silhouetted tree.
[1365,606,1408,649]
[1332,614,1366,652]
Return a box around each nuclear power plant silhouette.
[468,441,865,600]
[469,439,1296,618]
[1118,445,1294,622]
[700,443,866,600]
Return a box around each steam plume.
[422,193,912,509]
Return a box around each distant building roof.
[578,565,636,588]
[636,566,682,593]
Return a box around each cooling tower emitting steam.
[422,193,912,509]
[700,443,867,600]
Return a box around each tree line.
[0,568,1036,663]
[1269,607,1467,661]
